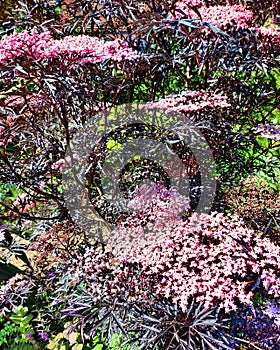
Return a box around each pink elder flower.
[0,30,138,67]
[42,35,138,64]
[143,90,230,115]
[0,30,51,64]
[170,3,254,30]
[68,183,280,314]
[111,183,189,250]
[122,208,279,312]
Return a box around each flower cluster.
[143,90,230,115]
[128,182,189,219]
[112,183,190,249]
[171,3,254,30]
[0,30,52,64]
[116,213,280,313]
[66,184,280,314]
[0,30,138,66]
[42,36,139,65]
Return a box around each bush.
[0,0,279,348]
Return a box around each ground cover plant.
[0,0,279,349]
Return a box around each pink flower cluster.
[0,30,51,64]
[69,183,280,314]
[0,30,138,66]
[127,212,280,313]
[171,3,254,30]
[143,90,230,114]
[42,36,138,65]
[112,183,190,249]
[128,182,189,215]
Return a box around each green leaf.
[20,313,33,327]
[93,344,103,350]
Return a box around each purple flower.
[39,332,49,341]
[26,333,33,339]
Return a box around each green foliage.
[236,140,280,190]
[46,320,136,350]
[0,182,19,216]
[0,306,40,349]
[270,68,280,90]
[0,318,17,347]
[107,333,131,350]
[252,291,268,307]
[0,303,134,350]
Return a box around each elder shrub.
[51,184,280,348]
